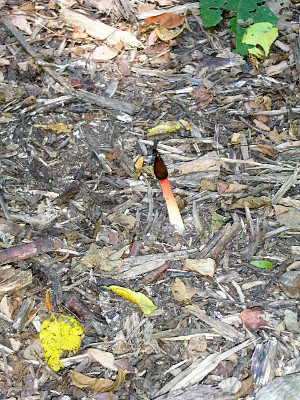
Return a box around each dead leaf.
[34,122,73,135]
[239,307,265,332]
[145,13,184,29]
[11,16,32,35]
[107,213,136,230]
[183,258,215,278]
[70,370,114,392]
[274,205,300,229]
[88,348,117,371]
[218,182,248,195]
[61,9,142,49]
[234,373,254,399]
[222,196,271,210]
[176,155,220,175]
[90,45,118,61]
[155,24,185,41]
[171,278,196,303]
[80,243,123,271]
[191,87,213,108]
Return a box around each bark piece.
[279,271,300,298]
[256,373,300,400]
[155,384,234,400]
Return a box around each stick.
[0,237,64,266]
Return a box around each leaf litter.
[0,0,299,399]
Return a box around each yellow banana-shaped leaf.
[105,286,157,315]
[39,312,83,371]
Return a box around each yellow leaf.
[39,313,83,371]
[147,120,180,138]
[105,285,157,315]
[242,22,278,59]
[134,156,144,170]
[34,122,73,135]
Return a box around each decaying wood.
[0,237,64,266]
[0,265,32,295]
[156,339,256,396]
[190,310,245,342]
[155,384,234,400]
[196,222,242,260]
[251,337,278,388]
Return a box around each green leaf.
[242,22,278,58]
[199,0,278,56]
[250,260,274,269]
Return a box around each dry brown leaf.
[107,213,136,230]
[191,87,213,108]
[80,243,123,271]
[155,24,185,41]
[253,119,270,132]
[274,205,300,229]
[171,278,196,303]
[234,374,254,399]
[11,16,32,35]
[222,196,271,210]
[70,370,114,392]
[145,13,184,29]
[175,156,220,175]
[218,182,248,195]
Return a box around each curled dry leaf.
[239,307,265,332]
[71,368,125,392]
[155,24,185,41]
[145,13,184,29]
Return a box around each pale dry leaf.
[90,46,118,61]
[175,155,220,175]
[11,16,32,35]
[183,258,215,278]
[171,278,196,303]
[88,348,117,371]
[61,9,142,49]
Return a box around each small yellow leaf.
[147,120,180,138]
[134,156,144,170]
[39,313,83,371]
[105,285,157,315]
[34,122,73,135]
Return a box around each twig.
[272,164,299,205]
[190,310,245,342]
[0,237,64,266]
[0,186,10,220]
[196,222,242,260]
